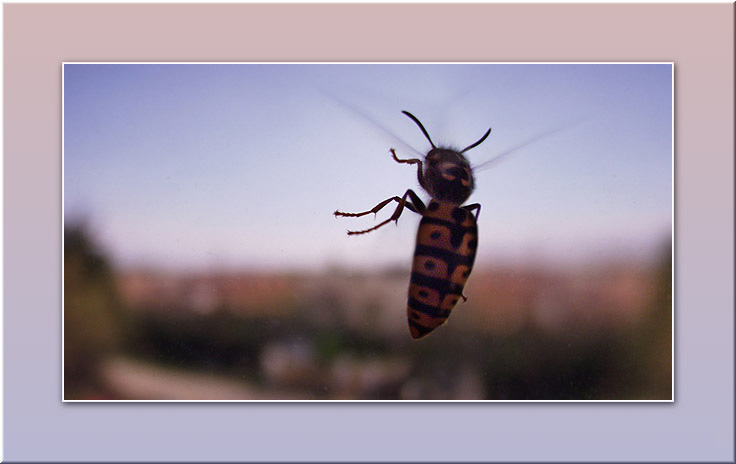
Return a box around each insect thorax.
[422,148,475,204]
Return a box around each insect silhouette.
[334,110,491,339]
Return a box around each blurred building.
[116,262,658,337]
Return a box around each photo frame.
[4,2,734,462]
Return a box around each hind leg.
[334,189,425,235]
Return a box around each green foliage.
[626,241,673,399]
[64,225,126,397]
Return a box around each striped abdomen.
[407,200,478,339]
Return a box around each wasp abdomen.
[407,200,478,339]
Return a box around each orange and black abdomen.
[407,200,478,339]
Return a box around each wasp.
[334,111,492,339]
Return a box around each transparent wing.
[473,119,585,172]
[320,91,426,158]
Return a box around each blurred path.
[100,357,304,400]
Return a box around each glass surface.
[63,63,673,400]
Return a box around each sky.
[63,63,672,272]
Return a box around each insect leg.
[337,189,424,235]
[463,203,482,220]
[406,189,426,215]
[390,148,427,190]
[458,203,480,303]
[334,197,404,219]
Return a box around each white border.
[61,63,66,404]
[61,61,675,403]
[671,64,676,402]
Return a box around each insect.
[334,110,492,339]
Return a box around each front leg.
[335,189,425,235]
[390,149,426,191]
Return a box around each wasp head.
[401,110,491,206]
[423,149,475,204]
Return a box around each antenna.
[460,128,492,153]
[402,111,436,149]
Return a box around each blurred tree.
[614,240,672,399]
[64,225,126,398]
[635,241,673,399]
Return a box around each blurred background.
[63,63,672,400]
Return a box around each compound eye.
[442,166,466,181]
[447,167,465,178]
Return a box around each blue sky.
[63,63,672,271]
